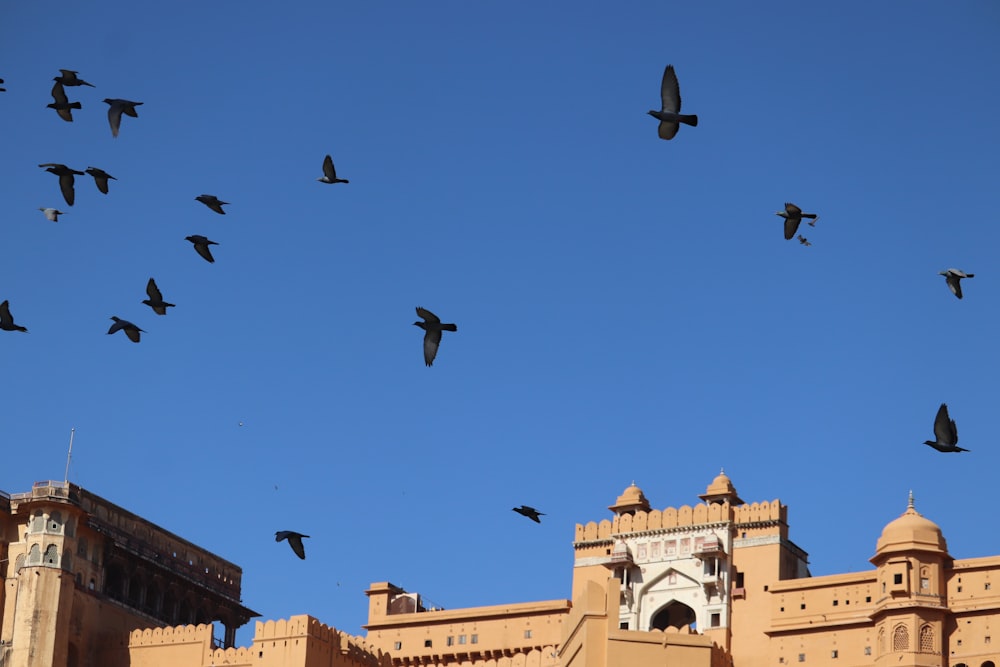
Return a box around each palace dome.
[874,494,947,558]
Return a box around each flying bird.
[38,208,66,222]
[317,154,349,184]
[512,505,544,523]
[275,531,309,559]
[85,167,117,194]
[142,278,175,315]
[938,268,974,300]
[923,403,968,453]
[0,300,27,332]
[413,306,457,367]
[776,203,818,240]
[195,194,229,214]
[797,235,812,247]
[186,235,219,263]
[107,316,144,343]
[647,64,699,140]
[0,78,5,92]
[103,98,143,137]
[47,81,82,122]
[54,69,95,87]
[38,163,85,206]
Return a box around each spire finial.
[720,467,725,475]
[907,490,915,510]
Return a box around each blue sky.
[2,1,999,647]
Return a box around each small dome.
[874,494,947,558]
[707,470,736,496]
[609,483,650,515]
[699,468,745,505]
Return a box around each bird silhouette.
[103,98,143,137]
[275,531,309,559]
[938,269,974,300]
[142,278,175,315]
[54,69,95,87]
[47,81,81,122]
[924,403,968,453]
[195,194,229,214]
[0,300,27,332]
[186,235,219,263]
[0,78,5,92]
[512,506,544,523]
[317,154,349,184]
[38,163,85,207]
[107,317,144,343]
[85,167,117,194]
[776,203,818,240]
[647,65,698,140]
[39,208,66,222]
[797,235,812,247]
[413,307,457,367]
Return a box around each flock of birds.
[0,63,977,562]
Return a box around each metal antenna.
[63,428,75,484]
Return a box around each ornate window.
[44,544,59,565]
[893,624,909,651]
[28,544,42,565]
[919,624,934,652]
[47,511,63,534]
[30,511,44,533]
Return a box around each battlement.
[574,500,785,544]
[129,623,215,646]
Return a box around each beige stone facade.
[0,481,257,667]
[4,476,999,667]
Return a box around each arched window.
[893,624,909,651]
[14,554,25,572]
[981,661,996,667]
[62,549,73,571]
[649,601,697,631]
[30,511,44,533]
[47,511,63,534]
[77,537,88,558]
[44,545,59,565]
[28,544,42,565]
[878,627,886,656]
[919,624,934,652]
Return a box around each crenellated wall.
[574,501,785,544]
[129,616,396,667]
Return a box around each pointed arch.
[892,624,909,651]
[919,624,934,653]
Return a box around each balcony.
[694,536,725,558]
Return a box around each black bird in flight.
[797,235,812,247]
[142,278,175,315]
[47,81,82,122]
[413,307,457,367]
[0,78,5,92]
[85,167,117,194]
[776,203,818,240]
[195,194,229,214]
[39,163,85,207]
[512,506,545,523]
[924,403,968,453]
[186,235,219,263]
[275,531,309,559]
[647,65,698,140]
[0,300,28,332]
[107,317,144,343]
[54,69,95,87]
[938,268,974,300]
[317,154,349,184]
[103,98,143,137]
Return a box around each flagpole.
[64,428,75,484]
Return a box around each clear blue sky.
[2,1,998,647]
